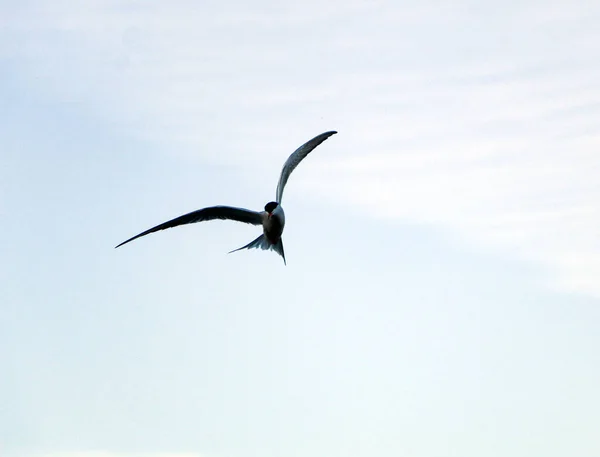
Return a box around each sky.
[1,1,599,457]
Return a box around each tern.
[115,131,337,264]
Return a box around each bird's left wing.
[115,205,263,248]
[275,131,337,203]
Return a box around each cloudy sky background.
[2,1,599,457]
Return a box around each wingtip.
[114,240,129,249]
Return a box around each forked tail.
[229,235,286,265]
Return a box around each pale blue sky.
[1,1,599,457]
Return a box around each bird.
[115,130,337,264]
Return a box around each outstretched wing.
[275,131,337,203]
[115,205,262,248]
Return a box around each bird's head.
[264,201,278,217]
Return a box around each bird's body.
[263,203,285,245]
[116,131,337,264]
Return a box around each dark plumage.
[116,131,337,263]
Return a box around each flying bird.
[115,131,337,264]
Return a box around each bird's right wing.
[115,205,263,248]
[275,131,337,203]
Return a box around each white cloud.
[2,0,600,296]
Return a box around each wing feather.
[275,131,337,203]
[115,205,262,248]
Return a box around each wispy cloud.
[2,0,599,296]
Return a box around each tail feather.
[229,234,286,265]
[272,238,286,265]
